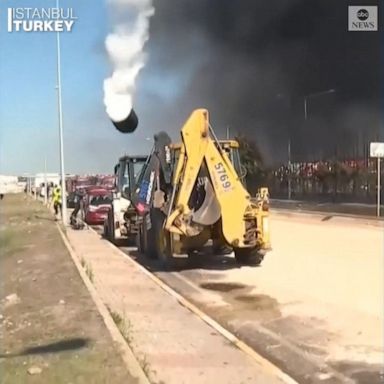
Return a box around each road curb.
[271,208,383,226]
[89,226,299,384]
[56,225,151,384]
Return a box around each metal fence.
[249,159,381,203]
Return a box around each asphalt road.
[94,212,383,384]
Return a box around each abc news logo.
[357,9,369,20]
[348,6,378,31]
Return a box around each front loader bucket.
[191,178,221,226]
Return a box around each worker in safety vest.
[52,184,62,220]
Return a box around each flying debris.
[112,108,139,133]
[103,0,155,134]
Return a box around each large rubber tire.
[211,220,232,255]
[151,208,174,268]
[234,248,265,266]
[106,209,116,244]
[140,215,157,259]
[103,220,109,239]
[212,243,233,255]
[126,235,137,247]
[146,228,158,259]
[103,209,110,239]
[137,225,144,254]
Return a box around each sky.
[0,0,382,175]
[0,0,166,175]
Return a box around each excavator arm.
[165,109,269,250]
[165,110,209,234]
[131,132,173,216]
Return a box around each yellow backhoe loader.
[134,108,270,267]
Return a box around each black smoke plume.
[143,0,382,165]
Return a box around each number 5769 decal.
[214,162,232,190]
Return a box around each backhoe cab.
[136,109,270,266]
[103,155,148,244]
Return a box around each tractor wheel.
[234,248,265,266]
[140,214,157,259]
[137,225,144,254]
[151,208,174,268]
[211,220,232,255]
[107,209,116,244]
[103,211,110,239]
[212,243,233,255]
[103,220,108,239]
[146,228,158,260]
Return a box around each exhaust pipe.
[112,108,138,133]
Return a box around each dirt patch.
[234,294,280,314]
[330,361,384,384]
[0,194,136,383]
[200,282,247,292]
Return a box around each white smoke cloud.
[103,0,154,122]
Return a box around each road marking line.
[57,225,150,384]
[88,226,299,384]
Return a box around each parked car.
[84,188,113,225]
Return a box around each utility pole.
[304,89,335,121]
[44,156,48,205]
[370,142,384,217]
[304,98,308,121]
[288,139,292,200]
[56,0,67,224]
[377,158,381,217]
[34,174,38,200]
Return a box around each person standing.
[70,187,86,225]
[52,184,62,221]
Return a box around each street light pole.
[304,98,308,121]
[56,0,67,224]
[44,156,47,205]
[377,158,381,217]
[276,94,293,199]
[304,88,335,121]
[288,138,292,200]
